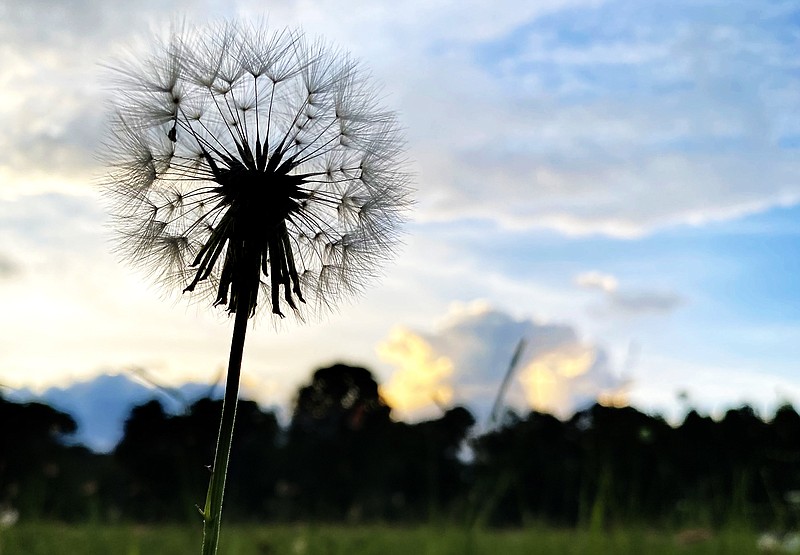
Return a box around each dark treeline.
[2,364,800,528]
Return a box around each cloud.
[576,270,683,316]
[0,0,792,424]
[0,0,236,197]
[2,0,797,233]
[377,328,455,412]
[378,301,628,421]
[575,271,618,293]
[334,0,800,237]
[608,289,683,314]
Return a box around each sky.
[0,0,799,425]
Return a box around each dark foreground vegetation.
[2,364,800,530]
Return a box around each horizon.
[5,365,797,454]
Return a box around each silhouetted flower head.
[104,22,411,318]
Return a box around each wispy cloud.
[575,270,618,293]
[575,270,683,316]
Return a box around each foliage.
[472,404,800,528]
[0,396,108,521]
[3,365,800,528]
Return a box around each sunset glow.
[378,328,455,417]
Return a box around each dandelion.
[103,20,410,555]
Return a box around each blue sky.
[0,0,798,422]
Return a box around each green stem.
[201,306,249,555]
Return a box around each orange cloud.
[377,327,454,418]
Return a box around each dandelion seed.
[104,20,411,319]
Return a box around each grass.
[0,523,767,555]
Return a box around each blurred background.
[1,0,799,537]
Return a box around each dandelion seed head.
[103,20,412,320]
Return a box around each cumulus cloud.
[378,301,628,421]
[575,271,683,316]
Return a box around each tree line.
[2,363,800,528]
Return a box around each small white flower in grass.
[291,536,308,555]
[0,507,18,529]
[758,532,782,553]
[103,21,412,319]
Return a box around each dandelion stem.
[201,304,249,555]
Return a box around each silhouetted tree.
[472,410,580,526]
[114,396,282,522]
[388,406,475,520]
[291,364,391,436]
[224,400,282,519]
[765,404,800,507]
[0,396,76,518]
[282,364,393,519]
[114,400,193,520]
[9,385,800,527]
[0,396,115,521]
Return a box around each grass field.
[0,523,769,555]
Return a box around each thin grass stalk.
[201,305,249,555]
